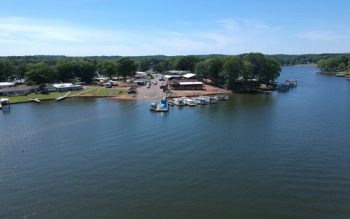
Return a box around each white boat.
[285,79,297,88]
[215,95,229,101]
[183,97,197,106]
[195,96,208,105]
[150,98,169,112]
[206,96,218,104]
[149,102,157,111]
[0,98,10,111]
[336,73,345,77]
[155,97,169,112]
[173,97,186,106]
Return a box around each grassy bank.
[0,91,81,104]
[81,86,129,97]
[0,86,132,104]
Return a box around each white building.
[53,83,84,92]
[0,82,15,89]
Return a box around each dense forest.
[317,56,350,73]
[1,53,349,89]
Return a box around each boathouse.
[170,80,204,90]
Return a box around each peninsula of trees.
[317,56,350,73]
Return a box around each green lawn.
[1,87,131,104]
[83,86,129,97]
[1,91,82,104]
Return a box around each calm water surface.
[1,66,350,219]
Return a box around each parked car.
[128,87,137,94]
[104,82,112,88]
[160,83,167,89]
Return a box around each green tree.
[155,59,171,73]
[137,59,152,72]
[74,59,97,84]
[195,60,209,78]
[174,56,199,72]
[116,57,137,81]
[99,60,117,79]
[25,62,57,84]
[0,59,14,81]
[260,57,281,85]
[243,53,266,79]
[15,64,27,80]
[207,58,223,83]
[223,57,244,89]
[55,58,76,82]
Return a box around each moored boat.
[173,97,186,106]
[183,97,197,106]
[214,95,228,101]
[285,79,297,88]
[194,96,208,105]
[336,73,345,77]
[149,102,157,111]
[277,84,289,92]
[0,98,10,111]
[207,96,218,104]
[150,98,169,112]
[155,97,169,112]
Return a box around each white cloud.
[0,16,349,56]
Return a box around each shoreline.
[3,90,233,105]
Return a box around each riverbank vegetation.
[317,56,350,73]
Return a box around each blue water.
[1,66,350,219]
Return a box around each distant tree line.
[271,54,350,66]
[2,53,349,89]
[317,56,350,73]
[0,57,137,84]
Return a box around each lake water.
[1,66,350,219]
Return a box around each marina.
[1,66,350,219]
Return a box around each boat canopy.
[179,82,203,85]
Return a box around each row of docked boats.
[149,95,230,112]
[171,95,229,106]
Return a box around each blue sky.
[1,0,350,56]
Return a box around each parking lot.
[136,75,166,99]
